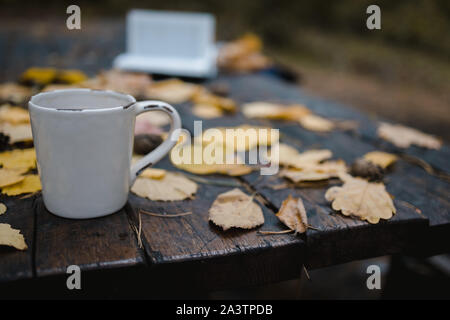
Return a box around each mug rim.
[29,88,137,113]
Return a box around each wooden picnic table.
[1,71,449,298]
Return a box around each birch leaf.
[0,148,36,170]
[299,114,335,132]
[131,171,197,201]
[325,175,396,224]
[0,83,32,104]
[0,123,33,143]
[146,79,200,104]
[0,203,6,215]
[242,102,310,120]
[0,223,27,250]
[378,122,441,149]
[363,151,398,169]
[192,104,224,119]
[276,195,308,233]
[1,174,41,196]
[0,167,27,188]
[209,188,264,230]
[0,105,30,125]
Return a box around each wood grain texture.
[0,194,36,282]
[127,157,305,290]
[34,197,144,277]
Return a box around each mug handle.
[129,100,182,185]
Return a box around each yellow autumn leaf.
[131,171,197,201]
[325,174,396,224]
[242,102,310,121]
[0,83,32,104]
[377,122,441,149]
[209,188,264,230]
[0,203,6,215]
[0,105,30,125]
[192,103,224,119]
[21,67,57,85]
[299,114,335,132]
[0,167,27,188]
[364,151,398,169]
[276,195,308,233]
[269,143,332,168]
[146,79,200,104]
[0,148,36,170]
[0,223,27,250]
[140,168,166,180]
[1,174,41,196]
[192,89,237,112]
[57,69,88,84]
[0,122,33,143]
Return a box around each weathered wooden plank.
[0,195,36,282]
[34,197,145,277]
[173,75,447,267]
[126,157,305,290]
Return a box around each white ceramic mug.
[29,89,181,219]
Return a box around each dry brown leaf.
[0,148,36,170]
[146,79,200,103]
[280,169,333,182]
[325,174,396,224]
[0,223,27,250]
[299,114,335,132]
[378,122,441,149]
[192,90,237,113]
[218,33,272,72]
[0,105,30,125]
[0,203,6,215]
[270,144,332,168]
[0,122,33,143]
[192,103,224,119]
[82,70,152,96]
[131,171,197,201]
[209,188,264,230]
[242,102,310,121]
[1,174,42,196]
[276,195,308,233]
[363,151,398,169]
[0,83,32,104]
[0,167,27,188]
